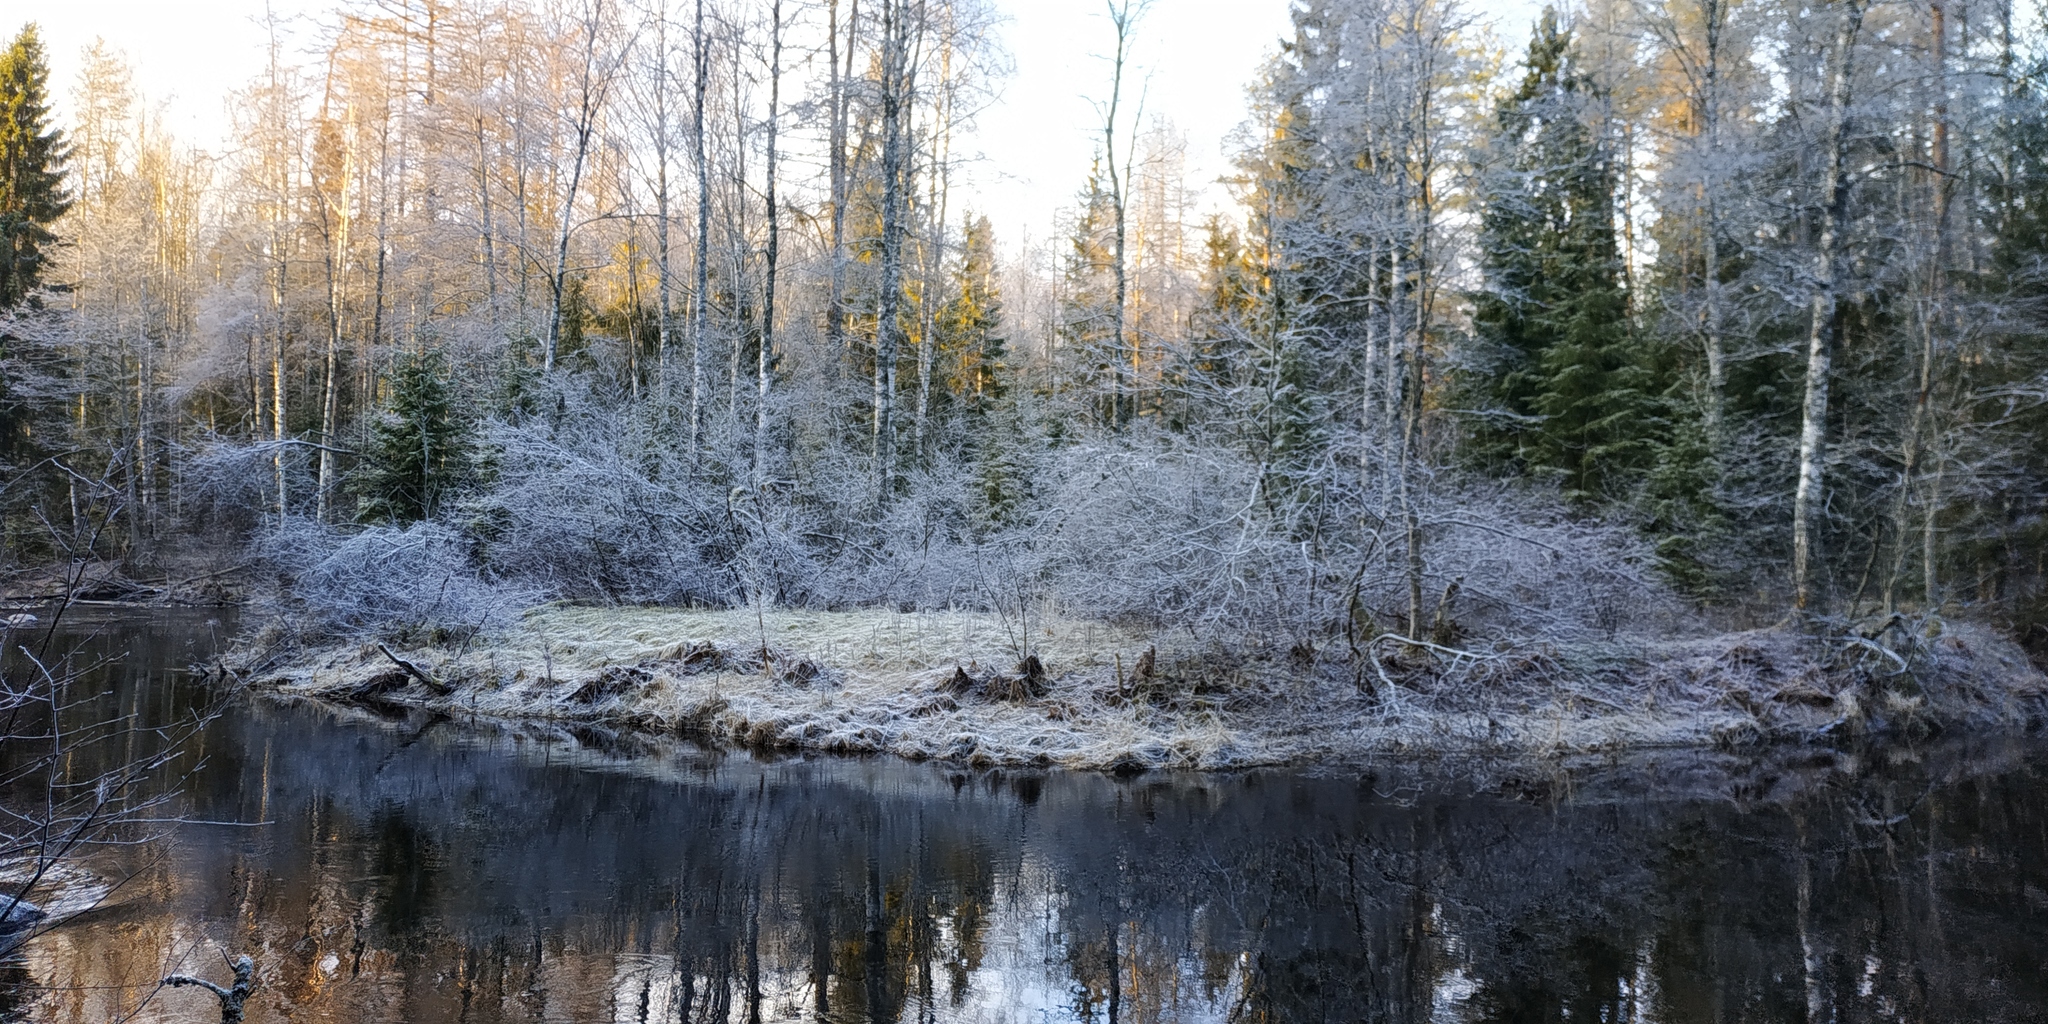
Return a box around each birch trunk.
[653,7,674,396]
[317,108,352,525]
[825,0,854,356]
[691,0,711,454]
[872,0,909,503]
[318,235,345,525]
[915,33,954,462]
[755,0,782,490]
[475,115,499,322]
[1699,0,1728,439]
[1791,0,1865,611]
[1101,2,1141,430]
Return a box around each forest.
[3,0,2048,708]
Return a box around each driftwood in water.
[164,955,255,1024]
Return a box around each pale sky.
[962,0,1295,260]
[24,0,1535,261]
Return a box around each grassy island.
[238,605,2047,771]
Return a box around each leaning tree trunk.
[544,6,608,374]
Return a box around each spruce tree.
[1242,216,1316,487]
[1189,212,1316,498]
[1468,10,1657,503]
[938,215,1007,420]
[0,23,69,309]
[352,351,474,525]
[1978,51,2048,641]
[1189,217,1257,399]
[1060,166,1120,424]
[936,217,1029,528]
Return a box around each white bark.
[1791,0,1865,611]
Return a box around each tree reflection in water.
[5,615,2046,1023]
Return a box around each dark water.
[4,610,2047,1023]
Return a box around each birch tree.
[1790,0,1866,611]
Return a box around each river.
[2,608,2045,1022]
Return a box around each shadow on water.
[4,610,2047,1022]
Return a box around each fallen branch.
[1366,632,1499,664]
[1835,634,1912,676]
[378,644,451,695]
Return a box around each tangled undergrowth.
[228,605,2047,771]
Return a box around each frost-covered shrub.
[1038,441,1313,635]
[1024,434,1682,644]
[182,436,315,535]
[248,365,1688,654]
[808,462,992,610]
[262,519,538,641]
[1407,479,1682,641]
[469,393,732,604]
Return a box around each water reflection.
[6,612,2047,1022]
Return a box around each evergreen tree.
[1188,217,1257,399]
[0,23,69,309]
[1987,42,2048,308]
[971,392,1033,532]
[1238,211,1317,489]
[1974,49,2048,646]
[0,23,67,478]
[935,216,1030,528]
[938,215,1007,420]
[1188,210,1316,498]
[1468,10,1657,503]
[352,350,474,525]
[1060,166,1120,424]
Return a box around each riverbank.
[228,604,2048,770]
[2,559,245,608]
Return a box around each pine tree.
[1468,10,1658,503]
[0,23,69,309]
[352,351,474,525]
